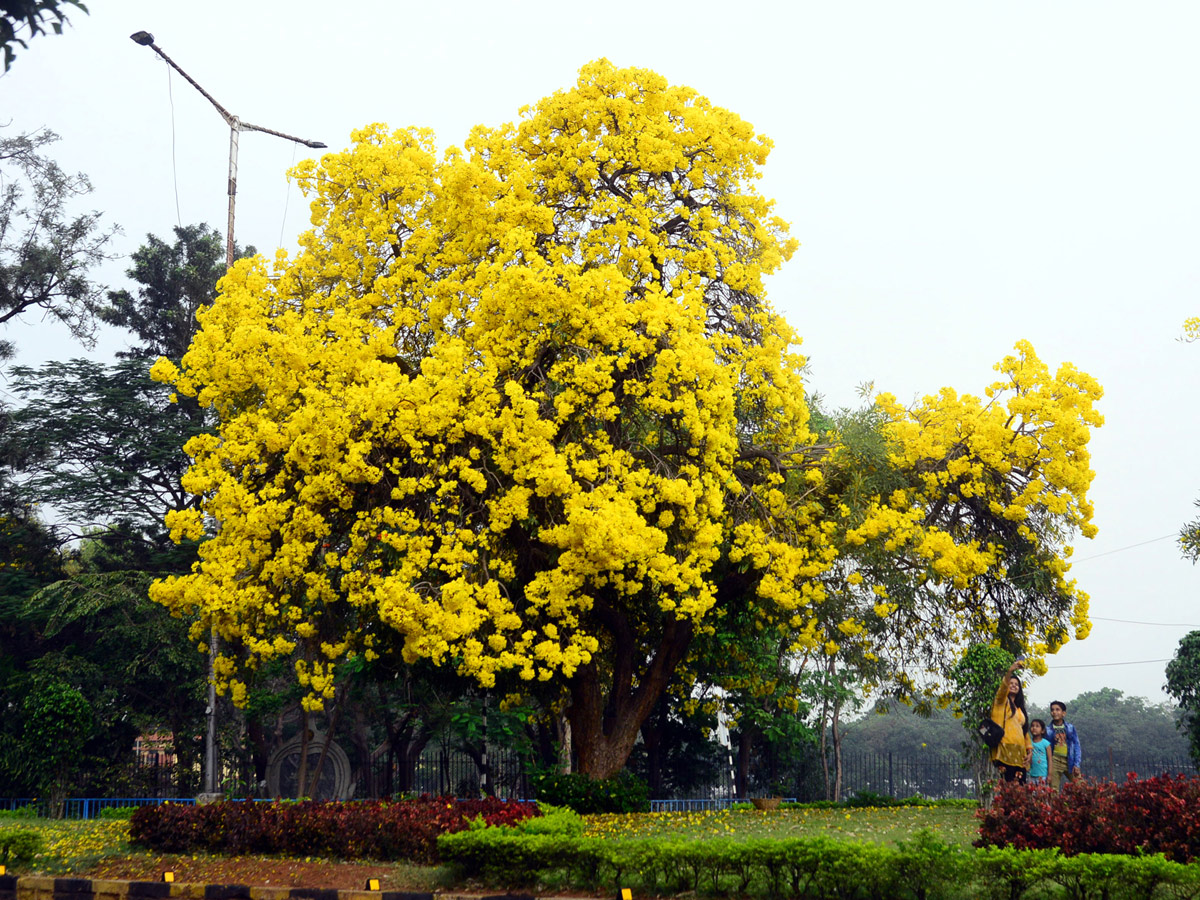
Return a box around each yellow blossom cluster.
[150,61,824,706]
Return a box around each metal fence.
[5,748,1197,815]
[827,751,1200,802]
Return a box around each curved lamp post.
[130,30,326,799]
[129,30,326,268]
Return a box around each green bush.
[532,770,649,813]
[0,828,43,868]
[511,803,585,836]
[0,807,38,820]
[438,826,1200,899]
[97,806,137,820]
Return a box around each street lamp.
[129,31,326,268]
[130,30,326,800]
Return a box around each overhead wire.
[278,142,298,250]
[165,60,182,228]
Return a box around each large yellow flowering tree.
[151,61,1102,777]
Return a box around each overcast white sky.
[3,1,1198,706]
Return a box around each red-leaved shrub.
[129,796,539,863]
[977,773,1200,862]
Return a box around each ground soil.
[75,855,441,891]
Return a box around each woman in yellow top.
[990,659,1033,783]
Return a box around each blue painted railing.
[4,795,795,818]
[650,798,795,812]
[0,797,194,819]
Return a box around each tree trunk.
[640,698,667,797]
[736,727,753,798]
[569,611,694,778]
[832,694,844,803]
[819,665,832,801]
[296,708,311,799]
[556,712,573,774]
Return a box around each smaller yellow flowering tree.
[808,342,1103,702]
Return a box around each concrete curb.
[0,876,516,900]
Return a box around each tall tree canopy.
[151,61,1103,776]
[102,223,243,361]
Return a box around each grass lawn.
[1,805,981,882]
[0,818,133,875]
[585,805,979,848]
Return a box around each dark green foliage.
[0,224,226,800]
[100,223,251,362]
[1165,631,1200,766]
[3,358,206,537]
[532,770,649,814]
[0,566,206,797]
[129,797,540,864]
[0,828,42,867]
[0,673,92,801]
[949,644,1014,737]
[627,695,728,799]
[0,1,86,70]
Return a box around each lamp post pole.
[130,31,325,800]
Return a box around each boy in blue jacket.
[1048,700,1082,790]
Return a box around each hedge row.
[0,829,42,867]
[979,774,1200,862]
[437,826,1200,900]
[129,797,538,864]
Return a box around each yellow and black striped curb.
[0,877,541,900]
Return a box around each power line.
[1048,659,1171,669]
[165,61,182,228]
[1070,533,1178,564]
[1092,616,1199,628]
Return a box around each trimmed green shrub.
[0,828,43,868]
[97,806,137,820]
[438,826,1200,899]
[0,807,38,819]
[532,770,649,813]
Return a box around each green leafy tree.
[0,1,86,70]
[1165,631,1200,765]
[0,225,231,797]
[0,672,93,804]
[101,223,249,361]
[4,359,204,540]
[1,563,206,796]
[0,128,116,358]
[949,643,1016,799]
